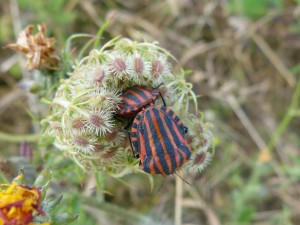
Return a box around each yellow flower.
[4,24,60,71]
[0,181,48,225]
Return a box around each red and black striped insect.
[130,105,191,175]
[116,84,165,117]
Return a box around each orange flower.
[4,24,60,71]
[0,182,49,225]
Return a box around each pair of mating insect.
[116,85,191,176]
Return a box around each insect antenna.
[174,171,193,187]
[159,91,166,106]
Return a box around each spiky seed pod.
[185,150,213,173]
[182,113,215,173]
[84,109,114,136]
[128,53,152,84]
[43,37,213,175]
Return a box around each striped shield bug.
[116,84,166,117]
[130,105,191,175]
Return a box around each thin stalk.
[0,131,39,143]
[175,176,183,225]
[93,19,111,49]
[267,77,300,152]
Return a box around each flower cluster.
[183,114,215,173]
[43,38,214,175]
[4,24,60,71]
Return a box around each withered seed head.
[72,118,85,130]
[74,136,89,147]
[151,60,163,77]
[112,58,126,72]
[200,138,208,147]
[4,24,60,71]
[90,114,104,127]
[194,152,206,165]
[94,143,106,152]
[134,58,144,74]
[93,68,106,85]
[102,148,117,159]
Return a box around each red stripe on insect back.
[171,121,191,161]
[156,109,181,168]
[121,96,139,106]
[144,115,165,174]
[149,109,173,173]
[164,106,171,114]
[135,86,152,98]
[126,89,148,102]
[131,126,137,134]
[155,108,179,170]
[149,157,155,174]
[171,113,183,126]
[138,129,146,158]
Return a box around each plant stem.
[0,131,39,143]
[267,77,300,152]
[175,175,183,225]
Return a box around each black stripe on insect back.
[170,118,191,162]
[139,115,153,157]
[122,92,143,105]
[160,107,190,149]
[144,109,171,174]
[158,109,184,167]
[161,107,191,165]
[133,86,149,100]
[143,155,161,174]
[143,156,151,173]
[152,156,161,174]
[147,109,172,174]
[152,108,178,173]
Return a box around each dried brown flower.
[4,24,60,70]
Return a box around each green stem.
[267,77,300,151]
[0,131,39,143]
[93,19,111,49]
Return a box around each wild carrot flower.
[4,24,60,71]
[183,113,215,173]
[42,37,214,175]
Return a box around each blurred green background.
[1,0,300,224]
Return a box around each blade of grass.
[251,33,296,87]
[93,19,111,49]
[0,131,39,143]
[267,76,300,152]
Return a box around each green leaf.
[228,0,283,20]
[34,167,52,187]
[238,206,256,223]
[43,195,64,213]
[52,212,79,225]
[0,172,9,183]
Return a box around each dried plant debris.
[4,24,60,71]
